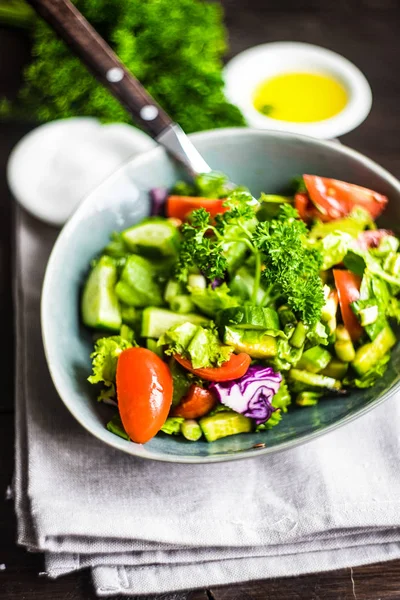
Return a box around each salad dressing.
[253,72,348,123]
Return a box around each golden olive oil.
[253,72,348,123]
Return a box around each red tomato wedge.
[166,196,228,222]
[294,192,328,223]
[174,353,251,382]
[356,229,393,251]
[333,270,363,342]
[117,347,173,444]
[172,384,217,419]
[303,175,388,221]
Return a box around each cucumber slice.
[288,368,341,392]
[181,419,203,441]
[146,338,164,358]
[115,255,163,307]
[122,219,179,257]
[296,346,332,374]
[224,326,277,359]
[81,256,121,331]
[321,358,348,380]
[352,325,396,376]
[199,412,253,442]
[141,307,209,339]
[218,306,280,331]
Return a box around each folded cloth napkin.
[14,204,400,597]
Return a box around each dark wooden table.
[1,1,400,598]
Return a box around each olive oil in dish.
[253,72,348,123]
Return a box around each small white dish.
[7,117,156,226]
[223,42,372,139]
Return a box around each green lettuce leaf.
[160,417,185,435]
[159,322,232,368]
[189,283,239,317]
[88,336,133,386]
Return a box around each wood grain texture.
[1,0,400,597]
[25,0,172,137]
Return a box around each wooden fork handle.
[26,0,173,138]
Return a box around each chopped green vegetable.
[199,412,253,442]
[115,255,163,307]
[170,295,196,314]
[190,283,239,317]
[318,232,353,270]
[88,335,133,402]
[81,256,122,331]
[346,354,391,388]
[288,369,341,392]
[181,419,203,441]
[223,327,277,358]
[218,306,280,331]
[321,358,348,380]
[289,321,308,349]
[169,359,193,407]
[309,207,373,239]
[159,323,232,368]
[254,205,324,324]
[106,414,129,441]
[141,307,208,339]
[296,391,322,406]
[352,325,396,376]
[257,194,292,221]
[122,219,180,258]
[160,417,185,436]
[296,346,332,373]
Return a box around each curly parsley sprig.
[176,195,324,324]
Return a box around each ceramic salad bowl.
[41,128,400,463]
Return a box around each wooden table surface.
[1,1,400,598]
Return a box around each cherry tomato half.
[333,269,363,342]
[303,175,388,221]
[166,196,228,222]
[117,347,173,444]
[172,384,217,419]
[174,353,251,382]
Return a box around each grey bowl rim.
[41,127,400,464]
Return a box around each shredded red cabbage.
[209,366,282,425]
[149,188,168,216]
[211,277,224,289]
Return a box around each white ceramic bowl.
[223,42,372,139]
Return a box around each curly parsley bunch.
[1,0,245,133]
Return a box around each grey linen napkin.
[14,204,400,597]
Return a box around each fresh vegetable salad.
[81,172,399,444]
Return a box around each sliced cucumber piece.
[199,412,253,442]
[288,369,341,392]
[115,255,163,307]
[296,346,332,374]
[224,326,277,359]
[218,306,280,331]
[170,295,196,314]
[146,338,164,358]
[181,419,203,441]
[352,325,396,376]
[164,279,184,303]
[81,256,121,331]
[122,218,179,257]
[141,307,208,339]
[321,358,348,380]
